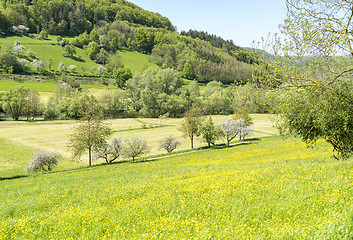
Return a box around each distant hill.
[0,0,265,85]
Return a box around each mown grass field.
[0,114,276,179]
[2,135,353,239]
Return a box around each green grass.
[0,35,100,71]
[2,136,353,239]
[117,49,158,74]
[0,114,277,178]
[0,79,57,92]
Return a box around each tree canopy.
[266,0,353,158]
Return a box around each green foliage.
[2,86,32,120]
[233,106,253,126]
[0,52,22,73]
[113,67,132,87]
[264,0,353,158]
[183,61,196,80]
[198,116,223,147]
[134,28,154,53]
[179,105,204,149]
[85,41,100,60]
[39,30,48,40]
[72,32,91,48]
[64,44,76,57]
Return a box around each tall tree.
[266,0,353,158]
[2,86,30,120]
[67,111,112,166]
[198,116,223,147]
[179,105,204,149]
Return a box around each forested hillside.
[0,0,262,85]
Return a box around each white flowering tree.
[93,138,124,163]
[97,65,107,74]
[219,117,239,146]
[235,118,254,140]
[219,117,255,146]
[19,59,30,68]
[58,61,67,71]
[26,50,36,58]
[25,151,61,173]
[122,135,151,162]
[68,65,77,71]
[13,45,25,55]
[31,59,46,71]
[159,135,181,153]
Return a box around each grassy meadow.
[2,135,353,239]
[0,35,100,71]
[0,114,276,179]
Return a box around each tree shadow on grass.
[64,55,85,62]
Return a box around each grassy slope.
[0,114,277,178]
[0,36,157,74]
[0,35,100,71]
[117,49,158,74]
[2,137,353,239]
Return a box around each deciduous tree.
[179,105,204,149]
[265,0,353,158]
[25,151,61,173]
[159,135,181,153]
[198,116,223,147]
[67,113,112,166]
[122,135,151,162]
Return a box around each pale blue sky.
[128,0,287,47]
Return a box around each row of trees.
[0,75,277,122]
[180,105,254,149]
[25,104,254,173]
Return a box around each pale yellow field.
[0,114,277,166]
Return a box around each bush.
[25,151,61,173]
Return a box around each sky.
[128,0,287,48]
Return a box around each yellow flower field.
[1,136,353,239]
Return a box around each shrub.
[25,151,61,173]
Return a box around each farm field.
[0,114,277,179]
[2,135,352,239]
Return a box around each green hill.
[0,0,263,85]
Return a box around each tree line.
[0,68,278,121]
[0,0,174,36]
[25,105,254,173]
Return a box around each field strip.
[46,139,262,176]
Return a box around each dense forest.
[0,0,263,85]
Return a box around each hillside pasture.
[0,114,277,178]
[1,136,352,239]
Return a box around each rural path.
[47,139,262,176]
[138,139,261,163]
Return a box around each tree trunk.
[88,146,92,166]
[191,135,194,149]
